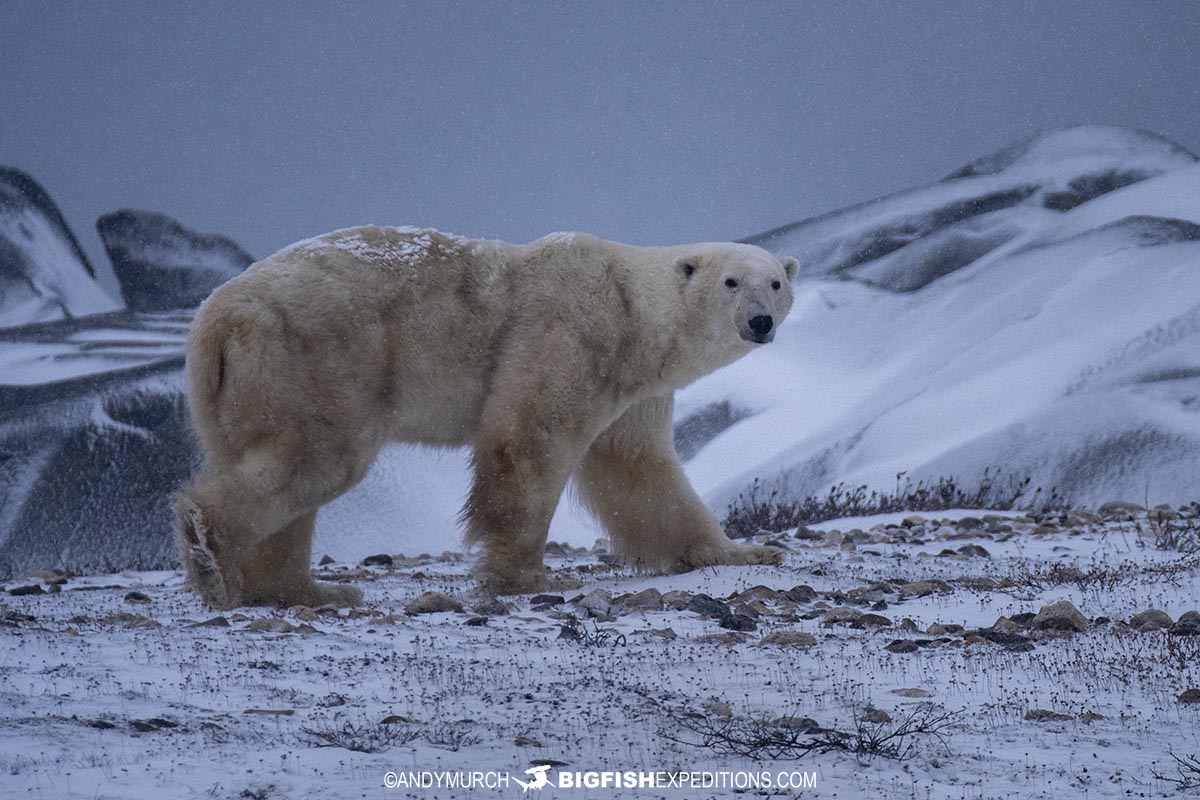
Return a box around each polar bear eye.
[724,278,738,289]
[771,280,781,291]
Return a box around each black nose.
[749,315,773,336]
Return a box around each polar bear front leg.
[576,395,783,573]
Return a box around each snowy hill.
[678,127,1200,516]
[0,167,121,328]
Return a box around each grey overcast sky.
[3,0,1199,275]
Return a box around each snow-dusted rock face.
[97,210,252,312]
[0,313,194,578]
[0,167,120,329]
[679,126,1200,515]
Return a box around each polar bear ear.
[780,256,798,281]
[677,259,699,280]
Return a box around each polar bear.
[175,226,797,608]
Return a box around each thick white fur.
[175,226,797,607]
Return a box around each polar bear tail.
[174,488,233,609]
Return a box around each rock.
[633,627,678,641]
[130,717,178,732]
[891,688,931,698]
[687,594,730,618]
[318,554,335,566]
[288,605,318,622]
[1129,608,1173,632]
[464,616,489,626]
[705,699,733,718]
[472,599,509,616]
[956,517,985,531]
[760,631,817,647]
[529,594,566,606]
[956,544,991,558]
[1031,600,1089,632]
[575,589,612,617]
[187,615,229,628]
[863,707,892,724]
[991,616,1020,633]
[899,581,937,597]
[123,591,151,604]
[404,592,463,615]
[771,716,820,732]
[8,584,44,596]
[898,618,920,633]
[619,588,663,611]
[1097,501,1144,520]
[1079,711,1106,724]
[854,613,892,629]
[1010,612,1038,627]
[1178,689,1200,704]
[661,590,692,610]
[902,515,926,528]
[514,735,542,747]
[1179,610,1200,623]
[1024,709,1072,722]
[246,617,302,633]
[977,627,1032,647]
[885,639,919,654]
[361,553,394,567]
[823,607,863,626]
[100,611,159,629]
[96,209,252,312]
[719,612,757,632]
[1169,618,1200,636]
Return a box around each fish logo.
[513,764,552,791]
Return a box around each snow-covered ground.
[3,507,1199,799]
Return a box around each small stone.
[405,591,464,615]
[1024,709,1072,722]
[87,719,116,729]
[1079,711,1106,724]
[1032,600,1089,632]
[318,554,335,565]
[634,627,678,641]
[956,517,984,531]
[902,515,926,528]
[1178,689,1200,705]
[620,588,663,611]
[1129,609,1173,632]
[530,594,565,606]
[891,688,931,698]
[1097,501,1144,520]
[246,617,300,633]
[288,605,318,622]
[956,544,991,558]
[823,607,863,626]
[784,585,817,603]
[760,631,817,647]
[187,615,230,628]
[575,588,613,617]
[863,707,891,724]
[661,590,692,610]
[854,613,892,629]
[464,616,489,626]
[771,715,819,732]
[380,714,417,724]
[885,639,919,654]
[977,627,1031,647]
[705,699,733,718]
[719,612,757,632]
[687,594,730,618]
[991,616,1019,633]
[1010,612,1037,627]
[472,599,509,616]
[130,717,178,732]
[1179,610,1200,623]
[361,553,394,567]
[899,581,936,597]
[8,584,44,596]
[899,618,920,633]
[1171,619,1200,636]
[514,735,543,746]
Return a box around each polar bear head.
[675,243,798,357]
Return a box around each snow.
[3,511,1198,799]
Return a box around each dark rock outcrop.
[97,210,252,312]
